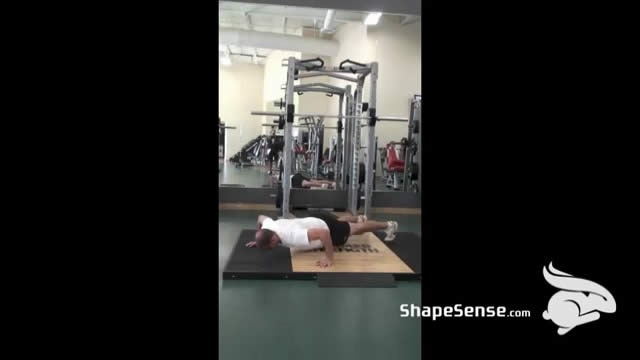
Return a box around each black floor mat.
[374,231,422,274]
[223,230,421,281]
[223,230,292,277]
[317,273,397,288]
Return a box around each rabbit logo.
[542,262,616,335]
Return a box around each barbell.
[251,111,408,122]
[262,124,339,129]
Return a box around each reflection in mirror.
[219,2,421,195]
[286,115,339,191]
[374,96,421,192]
[219,99,283,189]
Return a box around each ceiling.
[219,1,419,65]
[220,1,378,65]
[220,1,368,34]
[222,0,423,16]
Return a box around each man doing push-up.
[246,211,399,268]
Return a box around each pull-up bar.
[295,72,360,83]
[295,82,345,92]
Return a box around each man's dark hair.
[256,229,276,248]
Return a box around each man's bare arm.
[257,215,269,229]
[308,228,334,267]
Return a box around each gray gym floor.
[218,159,275,187]
[219,209,422,360]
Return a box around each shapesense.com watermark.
[401,304,531,320]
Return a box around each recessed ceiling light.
[364,12,382,25]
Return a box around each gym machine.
[251,57,410,218]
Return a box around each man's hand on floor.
[246,241,257,248]
[316,257,332,268]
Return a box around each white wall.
[262,49,301,136]
[368,18,421,146]
[326,17,421,159]
[219,63,265,158]
[329,21,376,99]
[218,35,302,160]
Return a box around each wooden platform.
[290,232,413,273]
[223,230,421,281]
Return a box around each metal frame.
[341,85,352,192]
[364,63,378,217]
[262,124,339,130]
[281,57,296,218]
[296,72,360,83]
[349,81,364,214]
[251,110,407,122]
[295,82,345,93]
[402,97,421,192]
[336,90,344,189]
[250,57,409,218]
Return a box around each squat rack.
[265,79,350,191]
[251,57,408,218]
